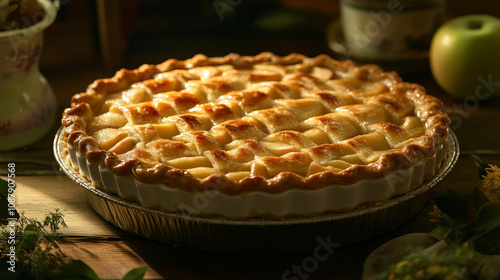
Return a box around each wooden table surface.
[3,10,500,278]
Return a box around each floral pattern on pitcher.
[14,44,41,73]
[1,40,41,79]
[0,120,11,137]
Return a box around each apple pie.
[62,52,450,218]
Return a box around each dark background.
[41,0,500,70]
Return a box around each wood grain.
[8,175,119,237]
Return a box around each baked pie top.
[62,53,450,195]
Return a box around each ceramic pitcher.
[0,0,59,151]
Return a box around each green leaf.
[470,154,489,180]
[0,178,9,198]
[0,197,10,225]
[435,187,469,223]
[473,186,491,210]
[476,202,500,232]
[59,259,101,280]
[473,202,500,255]
[0,197,19,224]
[19,225,41,253]
[122,266,148,280]
[0,178,19,224]
[474,227,500,255]
[24,223,41,234]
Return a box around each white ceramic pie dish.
[54,127,458,252]
[64,128,446,219]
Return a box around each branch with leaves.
[363,155,500,280]
[0,178,148,280]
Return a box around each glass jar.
[339,0,447,60]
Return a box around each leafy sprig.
[364,155,500,280]
[430,157,500,255]
[1,208,68,279]
[0,178,148,280]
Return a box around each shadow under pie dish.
[61,52,450,219]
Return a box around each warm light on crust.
[62,52,450,195]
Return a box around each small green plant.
[364,155,500,280]
[380,242,479,280]
[429,155,500,256]
[0,178,148,280]
[1,208,67,279]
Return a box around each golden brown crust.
[62,52,450,195]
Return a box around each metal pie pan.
[54,127,459,252]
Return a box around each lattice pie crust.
[62,53,450,218]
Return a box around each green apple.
[429,14,500,99]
